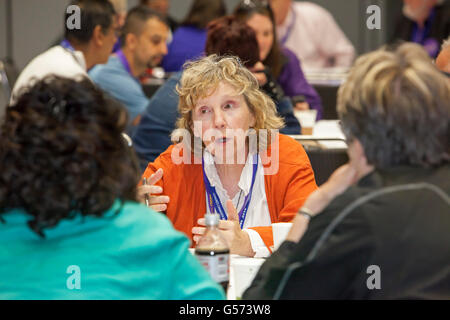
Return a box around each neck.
[122,47,145,77]
[72,42,97,70]
[214,145,249,199]
[355,162,375,182]
[215,162,246,199]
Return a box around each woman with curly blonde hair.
[140,54,317,257]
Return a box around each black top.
[244,164,450,299]
[391,3,450,57]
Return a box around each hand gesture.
[192,200,255,257]
[137,168,170,212]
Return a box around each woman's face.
[191,82,256,162]
[246,13,274,61]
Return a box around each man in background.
[89,6,169,128]
[140,0,178,32]
[12,0,117,100]
[269,0,355,71]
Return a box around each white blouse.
[203,150,271,257]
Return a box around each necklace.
[235,189,244,211]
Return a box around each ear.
[125,33,138,51]
[250,114,256,128]
[92,25,104,47]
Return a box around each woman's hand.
[137,168,170,212]
[294,102,310,111]
[192,200,255,257]
[249,62,268,86]
[285,164,358,243]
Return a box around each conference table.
[289,120,349,186]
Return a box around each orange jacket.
[142,134,317,251]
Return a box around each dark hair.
[205,16,260,68]
[0,76,141,237]
[337,43,450,168]
[234,0,287,78]
[182,0,226,29]
[119,5,168,47]
[64,0,116,44]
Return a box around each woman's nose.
[213,110,226,129]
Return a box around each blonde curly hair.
[172,54,284,155]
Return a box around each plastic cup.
[294,110,318,135]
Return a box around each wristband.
[298,207,314,221]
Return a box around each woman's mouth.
[216,137,229,144]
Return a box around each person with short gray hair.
[244,42,450,299]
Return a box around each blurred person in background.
[234,0,322,116]
[436,36,450,75]
[89,6,169,131]
[140,0,179,32]
[0,76,225,300]
[110,0,128,52]
[132,15,302,169]
[12,0,118,101]
[244,43,450,299]
[269,0,355,71]
[161,0,226,72]
[392,0,449,58]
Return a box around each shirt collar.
[203,150,258,196]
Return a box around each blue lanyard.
[116,49,133,76]
[60,39,75,52]
[280,5,296,45]
[202,154,259,229]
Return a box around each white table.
[289,120,347,149]
[189,249,265,300]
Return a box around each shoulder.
[281,47,299,62]
[151,72,181,99]
[111,201,189,247]
[280,47,301,72]
[294,1,332,17]
[89,56,126,80]
[144,143,201,176]
[277,134,311,166]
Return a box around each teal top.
[0,200,225,300]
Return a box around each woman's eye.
[223,103,233,110]
[199,107,209,114]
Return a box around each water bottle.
[195,213,230,291]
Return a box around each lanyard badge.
[202,154,259,229]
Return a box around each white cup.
[272,222,293,251]
[294,109,317,135]
[231,258,265,299]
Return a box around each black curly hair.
[0,76,141,237]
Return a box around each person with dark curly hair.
[0,76,225,300]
